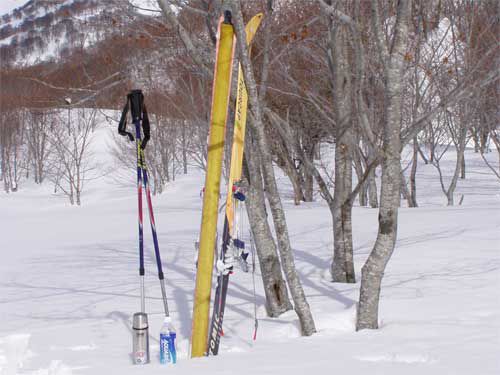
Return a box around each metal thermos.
[132,312,150,364]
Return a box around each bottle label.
[169,333,177,364]
[160,333,171,364]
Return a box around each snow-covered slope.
[0,121,499,374]
[0,0,133,67]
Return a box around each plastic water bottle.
[159,317,177,364]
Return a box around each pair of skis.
[207,13,262,356]
[190,11,263,357]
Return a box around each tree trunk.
[362,120,378,211]
[460,152,466,179]
[447,124,467,205]
[353,146,367,207]
[491,131,500,174]
[285,161,306,205]
[182,120,188,174]
[428,124,436,163]
[329,23,355,284]
[357,0,409,331]
[409,138,418,207]
[301,139,315,202]
[232,1,316,336]
[276,139,305,205]
[368,169,378,208]
[472,128,480,153]
[243,134,293,317]
[417,143,429,165]
[331,139,355,283]
[400,166,410,206]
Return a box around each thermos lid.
[133,312,149,330]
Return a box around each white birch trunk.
[357,0,410,330]
[243,131,293,317]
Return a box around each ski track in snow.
[0,124,499,374]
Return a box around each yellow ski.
[191,11,235,358]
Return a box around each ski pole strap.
[141,103,150,149]
[117,89,150,149]
[118,99,134,142]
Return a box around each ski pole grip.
[118,125,134,142]
[118,96,134,142]
[129,89,143,122]
[127,89,150,150]
[224,10,232,24]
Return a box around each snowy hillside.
[0,0,143,67]
[0,121,499,375]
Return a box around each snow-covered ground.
[0,124,499,375]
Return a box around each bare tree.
[47,108,98,205]
[431,109,468,206]
[356,0,411,330]
[26,109,52,184]
[0,110,27,193]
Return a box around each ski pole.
[137,135,170,317]
[132,102,146,315]
[119,89,169,316]
[120,89,172,364]
[129,90,169,318]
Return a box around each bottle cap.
[163,316,172,324]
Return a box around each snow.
[0,1,28,17]
[0,32,21,46]
[0,121,499,374]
